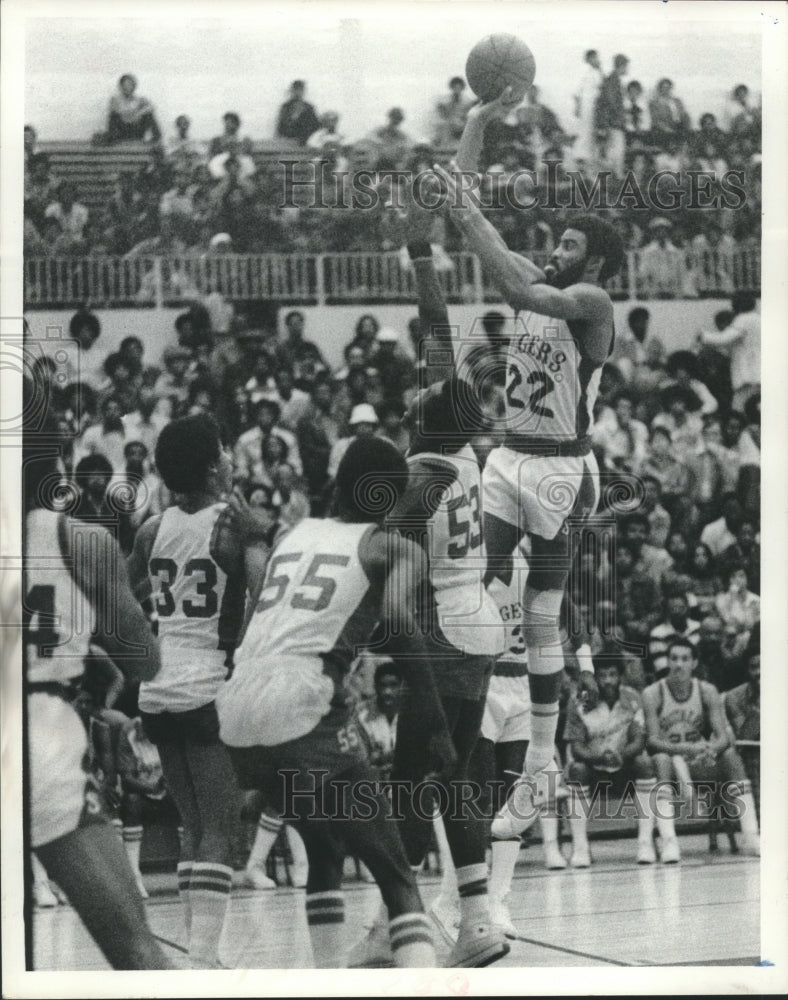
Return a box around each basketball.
[465,34,536,104]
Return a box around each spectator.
[700,493,743,558]
[619,512,673,589]
[100,351,142,415]
[693,614,739,691]
[640,426,694,515]
[208,112,253,158]
[664,351,718,416]
[652,384,703,466]
[638,217,682,298]
[107,74,161,143]
[159,165,197,241]
[592,389,649,472]
[327,402,380,479]
[573,50,603,166]
[74,395,128,474]
[613,541,662,648]
[612,306,654,383]
[690,416,735,521]
[691,112,728,164]
[367,327,417,404]
[262,367,311,431]
[594,53,629,177]
[648,78,691,144]
[723,84,758,139]
[433,77,475,147]
[71,454,116,522]
[515,85,566,160]
[122,385,169,457]
[370,107,412,169]
[276,81,320,145]
[63,308,102,386]
[276,310,329,388]
[355,661,404,781]
[699,292,760,411]
[686,543,723,620]
[640,474,671,549]
[295,375,342,511]
[350,314,381,361]
[234,398,301,483]
[152,344,193,418]
[715,565,759,651]
[718,519,760,596]
[243,350,276,405]
[648,591,700,680]
[44,182,89,244]
[165,114,203,168]
[378,400,410,455]
[622,80,650,147]
[723,409,760,469]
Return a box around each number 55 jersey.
[138,503,246,714]
[218,518,385,748]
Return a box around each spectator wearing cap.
[234,397,302,483]
[370,108,413,170]
[700,292,760,412]
[638,218,682,298]
[209,112,253,158]
[433,76,475,147]
[327,403,381,479]
[107,74,161,144]
[275,310,329,388]
[594,54,629,177]
[367,327,417,405]
[276,81,320,145]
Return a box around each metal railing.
[23,247,760,308]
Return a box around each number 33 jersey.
[139,502,245,713]
[218,518,383,748]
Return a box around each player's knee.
[718,746,746,781]
[651,753,673,780]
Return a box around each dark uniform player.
[23,424,172,969]
[435,95,620,798]
[217,436,454,969]
[128,413,246,968]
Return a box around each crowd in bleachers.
[23,61,762,263]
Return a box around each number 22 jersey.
[218,518,384,748]
[138,503,246,714]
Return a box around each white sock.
[389,913,435,967]
[248,813,283,870]
[305,891,345,968]
[285,825,309,883]
[433,813,457,900]
[568,786,590,849]
[540,812,561,848]
[635,780,656,842]
[456,862,490,927]
[732,780,759,838]
[122,825,144,875]
[489,839,521,902]
[654,786,677,841]
[177,861,193,940]
[188,862,232,965]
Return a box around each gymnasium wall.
[26,299,733,381]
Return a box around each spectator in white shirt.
[234,398,302,482]
[45,183,89,242]
[715,565,759,652]
[592,390,649,472]
[700,292,760,411]
[262,367,311,431]
[700,493,744,558]
[664,351,718,416]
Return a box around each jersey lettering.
[255,552,351,614]
[150,557,220,619]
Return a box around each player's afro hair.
[334,436,408,522]
[565,214,625,284]
[155,413,222,494]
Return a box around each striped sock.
[188,862,232,966]
[456,862,490,927]
[111,817,124,841]
[177,861,194,941]
[305,891,345,968]
[389,912,435,967]
[525,702,561,777]
[248,813,284,871]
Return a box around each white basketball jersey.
[24,510,93,684]
[413,443,504,657]
[656,678,709,744]
[139,503,231,712]
[504,311,604,442]
[219,518,381,747]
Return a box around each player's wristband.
[407,240,432,260]
[576,643,594,674]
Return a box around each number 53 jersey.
[218,518,383,748]
[139,503,246,714]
